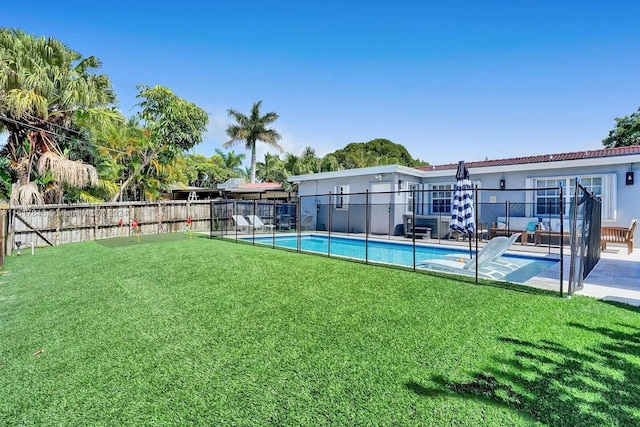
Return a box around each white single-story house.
[288,145,640,248]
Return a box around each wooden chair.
[601,219,637,254]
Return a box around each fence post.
[559,185,564,297]
[94,205,99,241]
[474,186,479,283]
[365,190,369,264]
[56,206,61,246]
[412,188,416,271]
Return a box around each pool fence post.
[252,199,257,244]
[474,186,479,283]
[365,190,369,264]
[328,192,333,257]
[272,199,276,248]
[297,196,302,253]
[559,184,564,298]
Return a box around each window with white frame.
[535,178,563,215]
[333,184,349,209]
[529,174,615,220]
[430,183,453,214]
[405,182,420,214]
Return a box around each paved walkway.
[442,239,640,305]
[386,236,640,306]
[575,247,640,306]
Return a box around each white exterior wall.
[292,157,640,247]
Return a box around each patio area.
[403,236,640,305]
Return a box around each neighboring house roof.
[418,145,640,172]
[217,178,283,193]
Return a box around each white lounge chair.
[231,215,253,232]
[419,233,521,279]
[246,215,275,231]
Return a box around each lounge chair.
[246,215,275,231]
[419,233,521,279]
[231,215,253,232]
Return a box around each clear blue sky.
[3,1,640,166]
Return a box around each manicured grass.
[1,237,639,426]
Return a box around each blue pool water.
[241,234,559,283]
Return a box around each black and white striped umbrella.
[450,161,476,244]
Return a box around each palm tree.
[346,147,380,169]
[256,152,287,183]
[214,148,246,178]
[321,154,341,172]
[224,101,282,184]
[0,28,117,205]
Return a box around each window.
[333,184,349,209]
[431,184,453,214]
[530,174,615,220]
[405,182,420,214]
[536,178,562,215]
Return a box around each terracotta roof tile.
[239,182,283,189]
[417,145,640,171]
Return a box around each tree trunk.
[110,151,156,202]
[250,142,257,184]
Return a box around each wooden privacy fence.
[4,200,211,255]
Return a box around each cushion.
[496,222,506,230]
[526,221,538,232]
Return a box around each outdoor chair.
[231,215,253,232]
[246,215,275,231]
[601,219,637,254]
[419,233,521,279]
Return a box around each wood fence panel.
[6,201,211,253]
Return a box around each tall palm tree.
[224,101,282,184]
[0,28,117,205]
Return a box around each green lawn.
[1,237,639,426]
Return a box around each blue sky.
[3,1,640,166]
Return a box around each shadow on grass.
[602,299,640,313]
[407,322,640,426]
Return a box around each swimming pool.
[240,234,559,284]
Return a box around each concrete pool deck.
[410,236,640,306]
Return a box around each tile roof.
[239,182,283,190]
[417,145,640,171]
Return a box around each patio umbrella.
[450,161,476,257]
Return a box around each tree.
[215,148,246,178]
[326,138,418,169]
[110,84,208,202]
[224,101,282,184]
[603,107,640,148]
[176,153,230,188]
[256,152,287,183]
[0,28,117,205]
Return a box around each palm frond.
[10,181,44,207]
